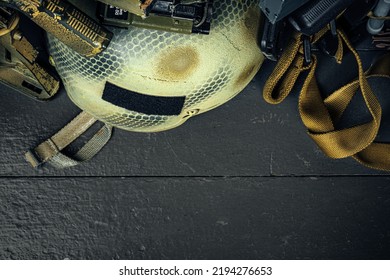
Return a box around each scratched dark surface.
[0,43,390,259]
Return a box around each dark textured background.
[0,38,389,259]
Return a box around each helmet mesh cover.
[48,0,264,132]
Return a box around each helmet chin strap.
[25,111,113,169]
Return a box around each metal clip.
[318,20,339,58]
[302,35,312,65]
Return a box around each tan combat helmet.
[25,0,265,168]
[48,0,264,133]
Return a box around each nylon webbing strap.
[367,11,390,20]
[25,111,113,169]
[263,28,390,171]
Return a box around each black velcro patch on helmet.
[102,82,185,116]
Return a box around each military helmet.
[48,0,264,132]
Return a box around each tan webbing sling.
[25,111,113,169]
[263,26,390,171]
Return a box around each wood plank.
[0,51,388,176]
[0,177,389,259]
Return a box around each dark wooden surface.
[1,177,389,260]
[0,46,390,259]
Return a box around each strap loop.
[263,26,390,171]
[25,111,113,169]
